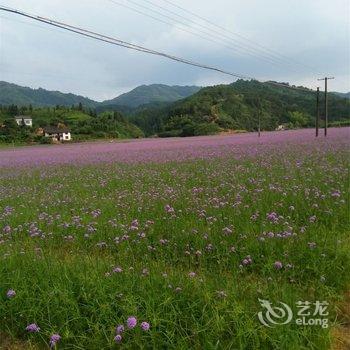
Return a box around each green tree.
[288,111,309,128]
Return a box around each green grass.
[0,147,349,349]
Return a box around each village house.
[43,126,72,142]
[14,116,33,127]
[275,124,286,131]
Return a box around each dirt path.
[0,333,39,350]
[331,290,350,350]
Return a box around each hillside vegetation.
[102,84,201,108]
[0,105,143,143]
[130,80,350,136]
[0,81,98,108]
[0,81,200,109]
[0,80,349,143]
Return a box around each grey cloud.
[0,0,348,100]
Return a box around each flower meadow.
[0,128,349,349]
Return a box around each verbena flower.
[165,204,174,213]
[127,316,137,329]
[274,261,283,270]
[116,325,124,334]
[6,289,16,298]
[49,334,61,348]
[140,321,150,331]
[114,334,122,343]
[26,323,40,332]
[241,255,252,266]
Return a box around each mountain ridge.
[1,80,349,142]
[1,80,349,110]
[0,81,201,108]
[129,79,350,136]
[101,84,201,108]
[0,81,98,108]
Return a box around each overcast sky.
[0,0,349,101]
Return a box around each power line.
[0,6,253,80]
[138,0,309,72]
[0,5,315,93]
[107,0,302,74]
[109,0,259,60]
[159,0,322,76]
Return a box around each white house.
[15,116,33,127]
[43,126,72,142]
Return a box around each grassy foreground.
[0,139,349,349]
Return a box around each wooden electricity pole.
[256,97,261,137]
[316,87,320,137]
[318,77,334,136]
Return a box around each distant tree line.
[0,105,143,144]
[129,80,350,137]
[1,80,349,143]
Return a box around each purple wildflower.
[49,334,61,348]
[331,191,341,197]
[274,261,283,270]
[114,334,122,343]
[116,325,124,334]
[127,316,137,329]
[6,289,16,298]
[309,215,317,223]
[140,321,150,331]
[2,225,11,234]
[241,255,252,266]
[26,323,40,332]
[165,204,174,213]
[267,212,278,222]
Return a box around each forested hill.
[0,81,201,109]
[130,80,350,137]
[1,80,349,141]
[0,81,98,108]
[101,84,201,108]
[333,92,350,99]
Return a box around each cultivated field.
[0,128,349,349]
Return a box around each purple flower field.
[1,128,348,168]
[0,127,349,349]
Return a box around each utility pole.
[318,77,334,136]
[316,87,320,137]
[256,97,261,137]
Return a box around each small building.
[43,126,72,142]
[15,116,33,127]
[35,127,44,136]
[275,125,286,131]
